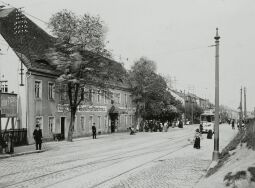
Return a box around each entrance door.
[60,117,65,139]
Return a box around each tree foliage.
[129,57,183,124]
[48,9,110,57]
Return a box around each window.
[98,116,101,129]
[89,115,93,131]
[113,93,121,104]
[1,82,8,93]
[129,95,132,104]
[125,94,128,105]
[89,89,93,102]
[60,85,68,101]
[48,117,55,133]
[130,115,132,126]
[35,80,42,98]
[48,82,55,100]
[35,116,43,130]
[80,116,85,130]
[97,90,100,103]
[104,91,107,104]
[125,115,128,127]
[104,115,108,128]
[117,93,121,104]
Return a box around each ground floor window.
[80,116,85,130]
[125,115,128,127]
[48,117,55,133]
[35,116,43,130]
[98,116,101,129]
[89,115,93,131]
[130,115,132,127]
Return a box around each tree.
[129,57,159,121]
[48,9,111,57]
[129,57,182,129]
[47,10,125,141]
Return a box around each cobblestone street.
[0,125,237,188]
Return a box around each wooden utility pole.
[213,28,220,161]
[240,87,243,123]
[244,87,247,119]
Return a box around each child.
[193,129,201,149]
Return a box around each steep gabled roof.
[0,8,57,74]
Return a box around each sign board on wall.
[57,104,107,113]
[0,93,17,117]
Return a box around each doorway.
[60,117,65,139]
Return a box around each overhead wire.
[0,0,48,25]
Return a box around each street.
[0,124,237,188]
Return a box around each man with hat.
[33,124,43,150]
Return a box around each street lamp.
[212,28,220,161]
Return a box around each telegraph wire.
[0,0,48,25]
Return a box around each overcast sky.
[1,0,255,111]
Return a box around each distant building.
[0,8,135,144]
[169,89,213,110]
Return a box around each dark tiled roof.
[0,8,57,74]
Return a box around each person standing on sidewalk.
[193,129,201,149]
[232,119,235,129]
[33,125,42,150]
[92,123,97,139]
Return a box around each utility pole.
[244,87,247,119]
[212,28,220,161]
[240,87,243,124]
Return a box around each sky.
[0,0,255,111]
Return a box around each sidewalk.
[0,132,121,159]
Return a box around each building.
[0,8,135,144]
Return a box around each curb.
[0,150,46,159]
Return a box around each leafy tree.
[129,57,183,128]
[47,10,125,141]
[48,9,111,57]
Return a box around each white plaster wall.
[0,36,27,130]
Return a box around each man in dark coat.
[33,124,42,150]
[232,120,235,129]
[92,123,97,139]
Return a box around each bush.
[243,119,255,150]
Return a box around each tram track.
[2,132,193,188]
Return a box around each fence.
[2,128,27,146]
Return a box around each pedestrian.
[33,124,42,150]
[232,120,235,129]
[193,129,201,149]
[199,123,203,133]
[92,123,97,139]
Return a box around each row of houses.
[0,8,136,144]
[169,89,214,110]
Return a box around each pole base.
[212,151,220,161]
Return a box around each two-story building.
[0,8,135,144]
